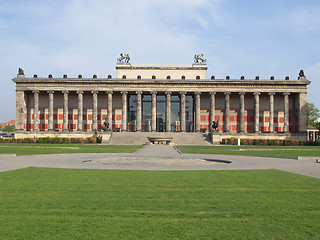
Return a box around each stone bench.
[147,137,173,145]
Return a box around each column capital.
[32,90,39,94]
[106,91,113,94]
[62,90,69,94]
[224,92,231,95]
[254,92,260,96]
[180,91,186,95]
[151,91,157,95]
[91,90,98,94]
[136,91,142,95]
[195,91,201,95]
[209,92,216,95]
[47,90,54,94]
[121,91,128,95]
[283,92,290,96]
[16,90,25,93]
[77,90,84,94]
[268,92,275,96]
[165,91,172,96]
[239,92,246,96]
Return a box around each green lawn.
[177,145,320,158]
[0,168,319,239]
[0,143,142,155]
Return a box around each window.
[152,75,156,79]
[181,75,185,79]
[196,75,200,80]
[122,75,126,79]
[167,76,171,79]
[137,75,141,79]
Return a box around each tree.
[2,125,14,132]
[307,102,320,127]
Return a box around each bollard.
[238,138,240,146]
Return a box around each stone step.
[109,132,213,145]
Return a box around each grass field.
[0,168,319,239]
[0,143,142,155]
[177,145,320,158]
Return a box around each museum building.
[13,56,310,142]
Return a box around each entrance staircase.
[109,132,212,145]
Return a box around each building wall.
[13,63,310,141]
[117,65,207,80]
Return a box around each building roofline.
[12,77,311,85]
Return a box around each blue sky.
[1,0,320,122]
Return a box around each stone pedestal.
[100,132,112,143]
[211,133,221,145]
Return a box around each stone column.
[62,90,69,131]
[15,90,25,131]
[180,92,186,132]
[166,92,171,132]
[107,91,113,131]
[239,92,245,133]
[33,90,39,131]
[209,92,216,132]
[269,92,275,133]
[284,92,290,133]
[136,91,142,132]
[151,92,157,132]
[77,91,83,131]
[254,92,260,133]
[195,92,201,132]
[298,92,307,134]
[121,91,128,132]
[224,92,230,132]
[92,91,98,131]
[47,91,54,131]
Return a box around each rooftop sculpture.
[117,53,130,64]
[18,68,24,75]
[194,53,206,64]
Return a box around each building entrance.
[156,95,166,132]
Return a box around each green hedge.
[221,138,320,146]
[0,137,97,144]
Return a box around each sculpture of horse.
[194,54,206,64]
[117,53,130,64]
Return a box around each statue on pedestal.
[212,121,219,132]
[101,117,110,132]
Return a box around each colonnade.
[15,90,307,134]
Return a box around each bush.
[283,140,292,146]
[51,137,60,144]
[0,136,100,144]
[292,140,299,146]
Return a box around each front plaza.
[13,56,310,142]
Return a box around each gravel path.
[0,145,319,179]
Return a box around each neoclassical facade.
[13,60,310,141]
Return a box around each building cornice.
[12,77,311,86]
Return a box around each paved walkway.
[0,145,319,179]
